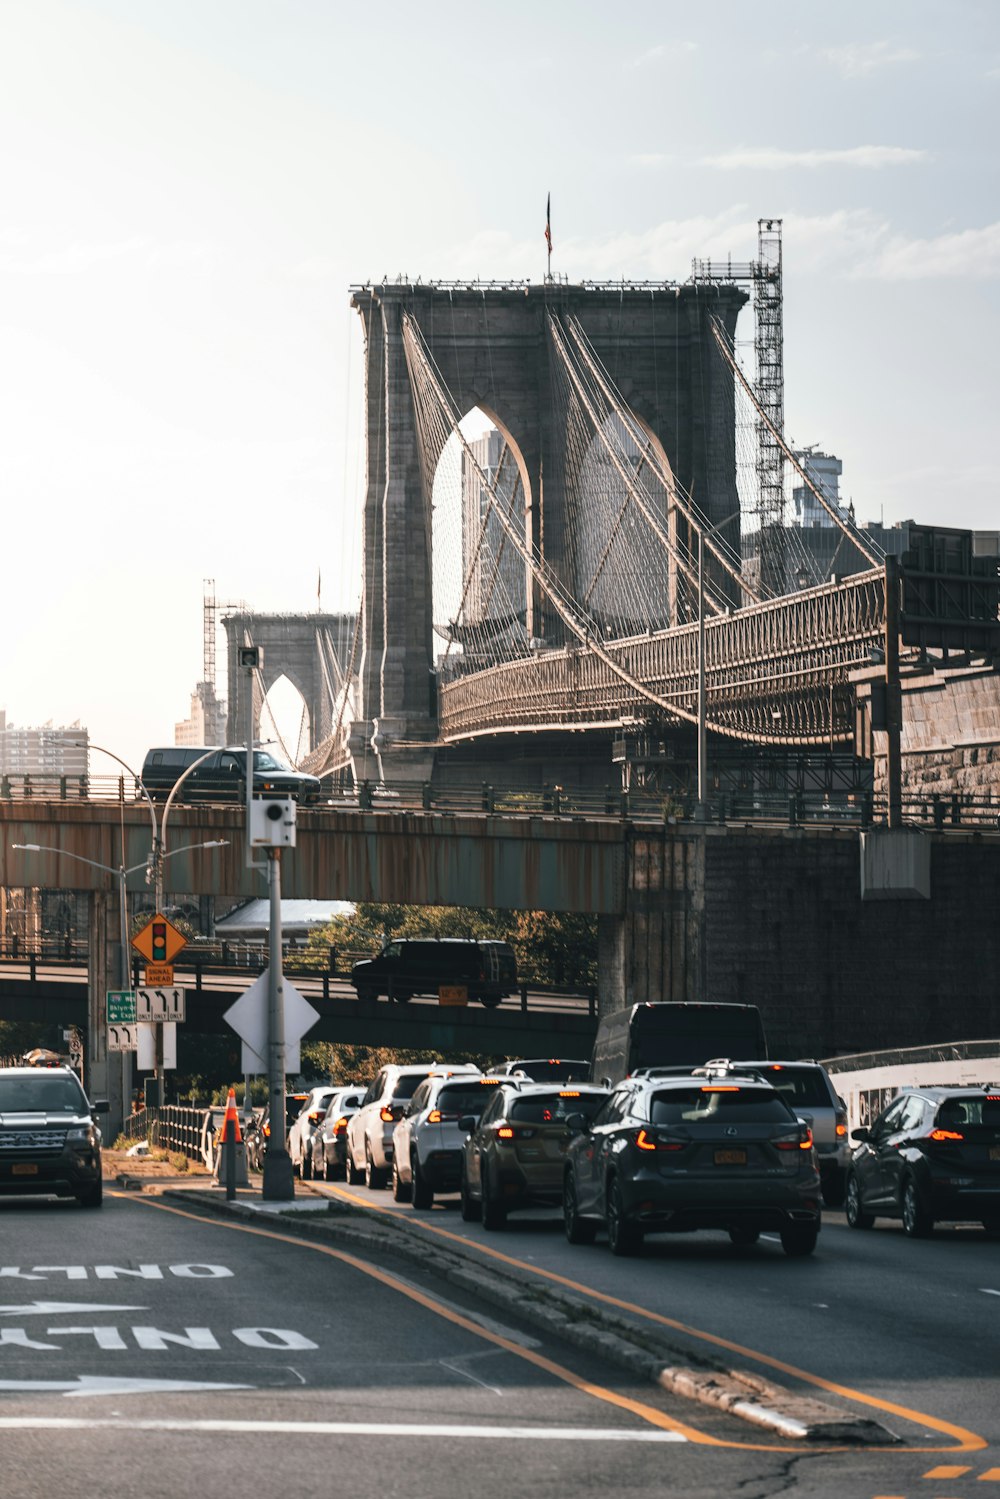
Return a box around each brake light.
[308,1110,324,1122]
[262,1123,270,1137]
[427,1109,442,1124]
[379,1107,394,1122]
[775,1127,813,1152]
[332,1116,348,1136]
[480,1078,501,1085]
[701,1085,739,1093]
[929,1128,964,1142]
[559,1091,581,1098]
[497,1126,515,1140]
[635,1129,683,1152]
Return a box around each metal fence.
[117,1105,211,1165]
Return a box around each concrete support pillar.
[603,828,705,1010]
[86,890,125,1141]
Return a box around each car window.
[510,1093,605,1125]
[391,1074,428,1103]
[383,944,401,959]
[874,1097,909,1135]
[592,1090,629,1128]
[508,1060,590,1083]
[649,1086,793,1124]
[0,1075,89,1112]
[409,1082,431,1113]
[478,1093,505,1128]
[748,1066,832,1108]
[898,1096,926,1133]
[436,1083,496,1117]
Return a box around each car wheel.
[780,1222,819,1257]
[344,1147,359,1186]
[364,1143,387,1191]
[479,996,502,1009]
[480,1165,506,1231]
[728,1226,760,1248]
[76,1178,103,1209]
[391,1156,411,1203]
[844,1171,874,1230]
[563,1171,597,1245]
[605,1177,642,1257]
[390,989,412,1005]
[460,1166,481,1223]
[901,1178,933,1238]
[821,1171,846,1209]
[411,1155,433,1210]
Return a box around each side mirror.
[599,1076,611,1090]
[458,1115,477,1133]
[565,1112,588,1133]
[851,1127,870,1142]
[92,1100,110,1115]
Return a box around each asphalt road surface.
[0,1187,995,1499]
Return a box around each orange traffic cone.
[219,1087,242,1145]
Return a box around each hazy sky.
[1,0,997,771]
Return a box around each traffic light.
[151,921,167,962]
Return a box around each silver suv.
[702,1059,849,1206]
[391,1073,506,1207]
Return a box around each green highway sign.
[107,991,137,1024]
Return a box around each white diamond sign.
[222,970,320,1075]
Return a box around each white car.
[287,1086,337,1179]
[346,1062,480,1190]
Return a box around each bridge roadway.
[0,960,597,1056]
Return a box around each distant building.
[175,682,226,746]
[791,447,849,530]
[0,712,88,780]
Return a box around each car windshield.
[650,1086,793,1125]
[935,1097,999,1127]
[742,1066,832,1107]
[509,1060,590,1082]
[253,751,288,772]
[0,1075,88,1113]
[284,1094,309,1123]
[510,1093,605,1124]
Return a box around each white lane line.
[980,1288,1000,1297]
[0,1417,686,1442]
[439,1359,504,1395]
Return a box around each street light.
[696,509,742,819]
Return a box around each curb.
[160,1186,897,1446]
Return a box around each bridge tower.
[349,279,747,785]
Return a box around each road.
[0,1186,996,1499]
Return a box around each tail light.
[496,1124,535,1141]
[331,1116,348,1137]
[835,1107,848,1139]
[262,1123,270,1138]
[308,1110,324,1122]
[427,1109,442,1124]
[379,1106,394,1122]
[929,1128,964,1142]
[776,1127,814,1152]
[635,1129,684,1152]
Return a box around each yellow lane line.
[313,1182,988,1455]
[115,1193,717,1446]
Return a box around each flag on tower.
[544,193,552,255]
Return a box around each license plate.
[11,1163,38,1176]
[438,985,468,1006]
[990,1147,1000,1161]
[714,1149,746,1166]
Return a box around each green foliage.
[299,902,597,991]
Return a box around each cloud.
[703,146,928,171]
[823,41,919,77]
[864,220,1000,279]
[628,40,698,68]
[629,153,673,169]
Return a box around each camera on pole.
[249,797,297,848]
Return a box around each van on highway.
[350,938,518,1008]
[591,1001,768,1087]
[140,746,322,804]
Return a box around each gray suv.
[0,1066,108,1207]
[704,1060,849,1206]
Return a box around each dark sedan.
[562,1071,822,1256]
[845,1085,1000,1237]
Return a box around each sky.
[1,0,998,773]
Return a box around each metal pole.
[261,848,293,1199]
[696,527,707,819]
[118,867,131,1116]
[884,555,902,830]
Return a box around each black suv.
[350,938,518,1008]
[562,1070,822,1256]
[0,1066,107,1207]
[846,1085,1000,1237]
[141,746,322,804]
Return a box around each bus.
[591,1001,768,1086]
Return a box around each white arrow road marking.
[0,1417,685,1440]
[0,1304,147,1317]
[0,1377,252,1397]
